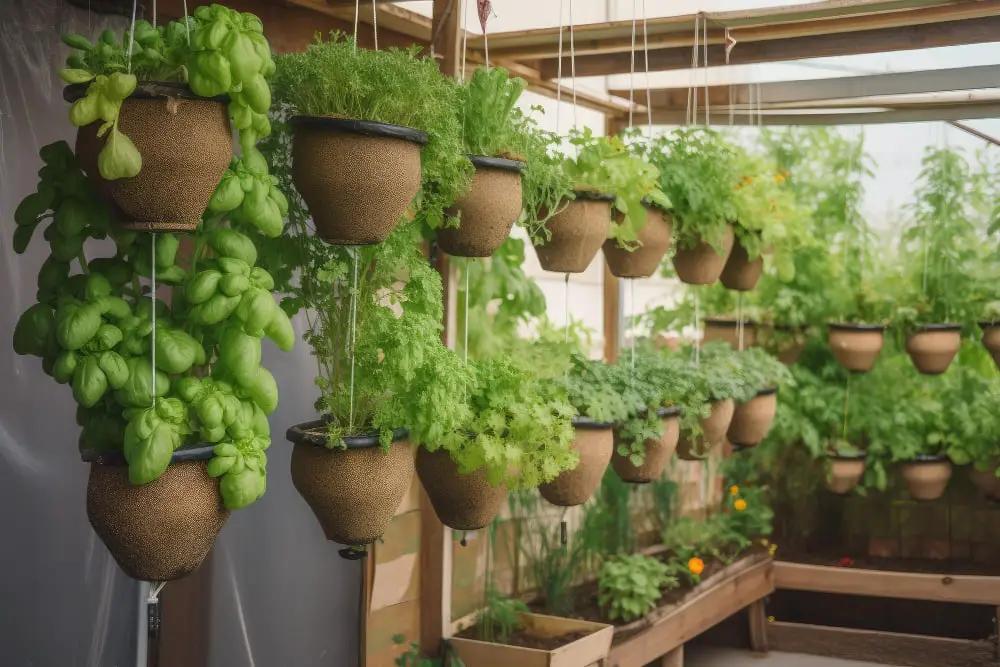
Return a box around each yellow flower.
[734,499,748,511]
[688,557,705,575]
[730,485,739,496]
[774,173,785,183]
[768,543,778,557]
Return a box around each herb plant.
[515,112,575,245]
[731,347,794,402]
[459,67,527,159]
[598,554,676,622]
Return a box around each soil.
[453,626,592,651]
[779,550,1000,576]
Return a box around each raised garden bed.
[450,613,613,667]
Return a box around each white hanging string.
[182,0,190,42]
[737,293,745,351]
[461,0,470,80]
[348,254,359,432]
[703,14,710,128]
[629,279,636,370]
[641,0,652,141]
[564,272,570,344]
[464,263,472,363]
[694,289,701,366]
[152,0,156,27]
[628,0,637,130]
[151,236,157,408]
[555,0,565,134]
[353,0,360,53]
[569,0,578,132]
[372,0,379,50]
[126,0,137,71]
[147,581,166,603]
[686,15,700,126]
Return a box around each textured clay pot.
[828,323,885,373]
[539,418,614,507]
[603,205,673,278]
[719,240,763,291]
[825,455,866,494]
[702,318,756,350]
[900,457,953,501]
[676,399,735,461]
[776,341,806,366]
[287,421,415,546]
[727,388,778,447]
[905,324,962,375]
[980,323,1000,371]
[533,191,613,273]
[416,447,508,531]
[439,155,525,258]
[968,461,1000,500]
[66,83,232,233]
[84,445,229,581]
[671,224,735,285]
[611,406,680,483]
[290,116,427,244]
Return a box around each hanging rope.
[126,0,137,70]
[641,0,653,141]
[569,0,578,131]
[694,289,701,366]
[629,279,636,370]
[372,0,379,50]
[686,15,700,126]
[702,14,710,128]
[555,0,564,134]
[464,262,471,363]
[182,0,190,42]
[564,272,570,344]
[461,0,470,80]
[151,235,157,407]
[737,293,745,351]
[628,0,637,130]
[348,254,359,432]
[147,581,166,603]
[353,0,360,54]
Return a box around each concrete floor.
[686,646,888,666]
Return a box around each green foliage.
[474,587,528,643]
[598,554,677,622]
[578,470,638,565]
[553,353,631,424]
[459,67,527,158]
[391,637,464,667]
[730,347,794,403]
[514,109,575,245]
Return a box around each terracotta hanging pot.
[825,454,866,494]
[533,191,614,273]
[980,322,1000,371]
[438,155,525,258]
[287,421,415,546]
[677,399,735,461]
[703,318,757,350]
[603,205,673,278]
[671,223,735,285]
[416,447,508,531]
[967,461,1000,500]
[719,240,763,291]
[900,456,952,501]
[611,406,680,483]
[290,116,427,244]
[905,324,962,375]
[727,388,778,447]
[84,445,229,581]
[66,82,232,233]
[539,417,614,507]
[827,323,885,373]
[776,341,806,366]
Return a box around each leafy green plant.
[474,586,529,643]
[598,554,676,622]
[515,111,575,245]
[554,353,631,424]
[62,5,274,180]
[731,347,794,403]
[392,637,465,667]
[459,67,526,159]
[578,470,638,566]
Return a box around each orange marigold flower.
[743,176,753,184]
[774,173,785,183]
[688,557,705,575]
[730,485,739,496]
[734,499,748,511]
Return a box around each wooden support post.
[603,116,624,364]
[661,645,683,667]
[748,598,769,654]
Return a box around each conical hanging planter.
[438,155,525,258]
[727,388,778,447]
[968,461,1000,500]
[84,445,229,581]
[825,454,866,494]
[827,323,885,372]
[776,341,807,366]
[65,82,233,233]
[719,240,763,291]
[603,205,673,278]
[905,324,962,375]
[290,116,427,244]
[416,447,508,531]
[703,318,756,350]
[900,456,952,501]
[979,322,1000,371]
[676,399,735,461]
[671,223,735,285]
[539,417,614,507]
[533,191,613,273]
[611,406,680,483]
[287,421,415,546]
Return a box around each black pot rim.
[828,322,886,332]
[81,443,215,465]
[289,115,429,145]
[829,451,867,461]
[912,323,962,332]
[757,386,779,397]
[906,453,951,464]
[64,81,229,104]
[573,415,615,430]
[656,405,682,418]
[979,321,1000,328]
[286,419,409,449]
[572,189,615,202]
[705,318,755,327]
[466,154,526,173]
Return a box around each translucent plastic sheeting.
[1,2,361,665]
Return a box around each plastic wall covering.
[0,2,361,665]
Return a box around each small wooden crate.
[449,613,614,667]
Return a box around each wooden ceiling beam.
[649,101,1000,126]
[285,0,433,43]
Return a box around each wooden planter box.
[450,612,614,667]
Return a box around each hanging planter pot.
[287,421,415,546]
[967,461,1000,500]
[450,613,613,667]
[825,453,866,494]
[676,399,735,461]
[611,406,680,483]
[905,324,962,375]
[539,417,614,507]
[719,240,763,291]
[84,445,229,581]
[980,322,1000,371]
[703,318,757,350]
[66,82,233,233]
[827,323,885,373]
[533,191,614,273]
[290,116,427,244]
[727,388,778,447]
[671,223,735,285]
[776,341,807,366]
[416,447,508,531]
[900,455,953,501]
[603,205,673,278]
[438,155,525,258]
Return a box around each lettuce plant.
[459,67,527,159]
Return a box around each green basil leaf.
[209,228,257,265]
[249,267,274,291]
[175,376,204,403]
[56,302,102,350]
[188,51,232,97]
[187,270,222,304]
[263,308,295,352]
[220,467,265,509]
[116,357,170,407]
[97,350,129,388]
[208,170,245,212]
[98,127,142,180]
[55,197,90,237]
[241,74,270,114]
[154,327,201,374]
[242,288,276,335]
[69,94,100,127]
[13,225,35,254]
[92,323,123,351]
[126,422,177,485]
[61,34,94,50]
[224,33,262,85]
[13,304,55,357]
[217,256,250,275]
[85,273,113,300]
[207,455,235,477]
[219,273,250,297]
[93,295,131,320]
[247,367,278,414]
[37,258,70,299]
[219,327,261,387]
[53,351,78,384]
[72,355,108,407]
[191,293,241,325]
[198,395,224,428]
[155,233,179,268]
[15,191,52,227]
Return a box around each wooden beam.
[648,101,1000,126]
[537,14,1000,79]
[748,599,769,654]
[774,561,1000,605]
[285,0,432,44]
